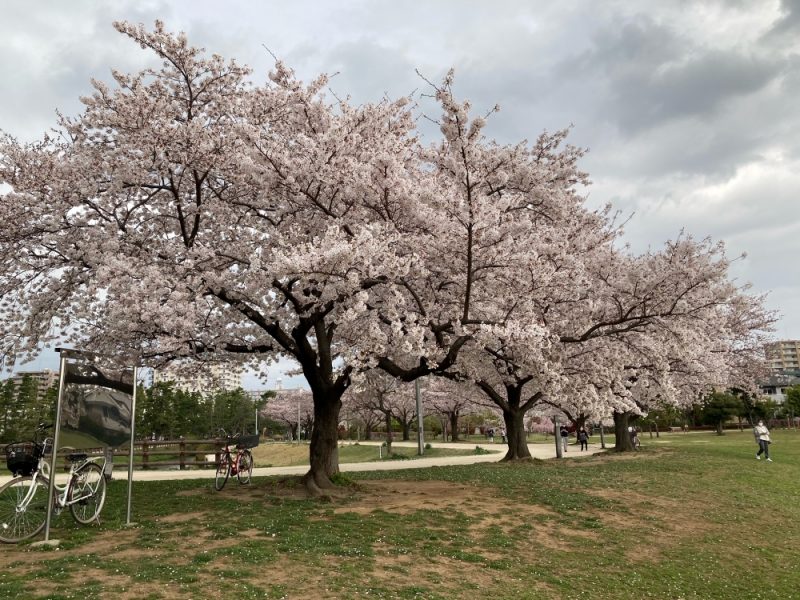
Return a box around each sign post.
[42,354,68,543]
[126,367,138,526]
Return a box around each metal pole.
[415,379,424,455]
[44,355,68,541]
[126,367,138,526]
[554,417,563,459]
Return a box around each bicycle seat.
[66,452,89,462]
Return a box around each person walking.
[577,427,589,451]
[628,426,640,450]
[559,425,569,452]
[754,420,773,462]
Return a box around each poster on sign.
[41,349,139,542]
[60,359,134,449]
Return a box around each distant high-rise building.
[152,362,242,395]
[6,369,58,401]
[766,340,800,373]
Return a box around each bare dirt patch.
[333,480,477,515]
[586,487,711,562]
[565,447,672,467]
[157,511,210,524]
[0,476,718,599]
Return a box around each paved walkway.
[1,441,606,485]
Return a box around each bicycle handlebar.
[216,428,241,442]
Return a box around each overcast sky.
[1,0,798,389]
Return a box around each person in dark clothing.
[577,427,589,451]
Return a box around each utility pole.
[415,379,424,455]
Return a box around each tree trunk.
[449,413,460,442]
[574,414,587,433]
[716,420,724,435]
[613,411,636,452]
[401,421,411,441]
[501,408,533,460]
[305,389,342,492]
[384,412,393,454]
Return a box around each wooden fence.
[2,438,234,473]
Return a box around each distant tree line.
[136,382,271,440]
[0,376,270,443]
[0,376,59,443]
[639,388,799,436]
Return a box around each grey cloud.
[559,16,782,135]
[314,40,421,104]
[0,1,173,141]
[763,0,800,39]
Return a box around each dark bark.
[501,405,532,460]
[401,421,411,441]
[304,386,343,492]
[384,411,393,453]
[573,414,587,433]
[449,412,461,442]
[613,411,637,452]
[494,384,531,460]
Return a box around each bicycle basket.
[236,434,260,449]
[4,442,41,477]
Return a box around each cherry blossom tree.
[263,389,313,440]
[373,73,774,458]
[344,370,400,451]
[423,377,487,442]
[0,22,426,493]
[0,20,775,507]
[340,390,381,441]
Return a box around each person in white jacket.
[754,420,772,462]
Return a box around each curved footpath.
[0,441,606,485]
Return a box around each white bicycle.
[1,423,107,543]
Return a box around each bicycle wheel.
[237,450,253,485]
[68,462,106,524]
[0,475,50,543]
[214,453,231,491]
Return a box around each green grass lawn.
[1,430,798,599]
[250,441,492,467]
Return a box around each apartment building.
[6,369,58,401]
[152,362,243,395]
[766,340,800,373]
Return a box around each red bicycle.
[214,429,258,491]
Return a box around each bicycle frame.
[1,426,108,543]
[219,442,246,475]
[213,429,254,491]
[29,443,106,513]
